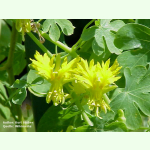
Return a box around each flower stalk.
[41,32,78,58]
[27,32,53,58]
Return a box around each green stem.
[27,32,53,58]
[6,23,27,132]
[69,90,93,126]
[55,45,58,54]
[41,32,78,58]
[83,19,96,32]
[27,114,34,122]
[37,19,43,23]
[72,19,96,51]
[75,99,93,126]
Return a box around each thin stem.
[61,53,69,59]
[37,19,43,23]
[27,114,34,122]
[55,45,58,54]
[6,23,27,132]
[72,19,96,51]
[82,19,96,32]
[27,32,53,58]
[70,91,93,126]
[41,32,78,58]
[75,99,93,126]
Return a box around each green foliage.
[117,49,150,73]
[42,19,74,41]
[111,66,150,129]
[11,79,27,89]
[27,70,51,97]
[0,19,11,48]
[0,104,11,120]
[37,105,79,132]
[0,20,11,63]
[12,88,27,105]
[0,82,10,119]
[136,19,150,28]
[13,43,27,75]
[81,19,124,56]
[0,43,26,76]
[114,23,150,50]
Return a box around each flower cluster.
[73,58,122,117]
[30,51,79,106]
[30,51,121,116]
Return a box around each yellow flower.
[16,19,31,41]
[74,58,122,117]
[30,51,79,106]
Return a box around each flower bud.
[116,109,126,123]
[16,19,31,41]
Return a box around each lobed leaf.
[111,66,150,129]
[114,23,150,50]
[81,19,125,56]
[117,49,150,73]
[42,19,74,41]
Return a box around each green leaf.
[81,20,125,56]
[0,82,10,119]
[4,19,13,27]
[105,121,128,132]
[42,19,74,41]
[136,19,150,28]
[92,36,104,55]
[73,110,115,132]
[11,79,27,89]
[0,82,8,101]
[74,125,90,132]
[114,23,150,50]
[117,49,150,73]
[0,20,11,62]
[37,105,78,132]
[61,105,80,120]
[49,22,60,41]
[12,88,27,105]
[111,66,150,129]
[27,70,51,96]
[31,77,44,85]
[13,43,27,75]
[89,38,111,63]
[74,117,104,132]
[100,19,112,27]
[0,19,11,47]
[0,103,11,119]
[0,43,26,76]
[105,109,127,131]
